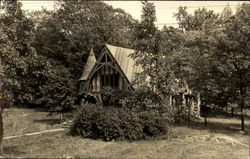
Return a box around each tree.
[131,1,191,122]
[174,5,235,107]
[132,0,160,88]
[220,4,233,24]
[0,0,50,107]
[0,104,2,156]
[174,6,188,31]
[213,3,250,130]
[174,6,220,32]
[32,0,136,79]
[40,64,77,120]
[0,76,3,156]
[174,3,250,131]
[173,6,237,123]
[132,0,157,52]
[30,1,137,117]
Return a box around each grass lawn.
[2,107,250,159]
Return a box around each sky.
[20,1,248,28]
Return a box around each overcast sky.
[20,1,247,28]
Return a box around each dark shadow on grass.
[180,117,250,136]
[7,105,48,113]
[32,107,49,112]
[209,111,250,119]
[33,118,62,125]
[3,146,25,156]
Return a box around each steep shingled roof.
[79,44,143,83]
[106,44,143,83]
[79,48,96,80]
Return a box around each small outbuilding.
[79,44,143,94]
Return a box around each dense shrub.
[97,108,144,141]
[70,104,103,138]
[40,65,78,118]
[70,103,168,141]
[139,110,168,137]
[100,87,132,107]
[99,87,166,115]
[97,108,124,141]
[120,87,166,114]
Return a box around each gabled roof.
[79,44,143,84]
[79,48,96,80]
[106,44,143,83]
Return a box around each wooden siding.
[80,45,136,93]
[87,65,127,92]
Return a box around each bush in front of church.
[70,103,168,141]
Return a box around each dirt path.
[3,128,66,140]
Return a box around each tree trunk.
[60,113,65,122]
[188,104,190,127]
[240,101,244,131]
[239,82,245,131]
[197,93,201,118]
[241,114,244,131]
[187,97,191,128]
[0,74,3,156]
[0,105,3,156]
[204,117,207,127]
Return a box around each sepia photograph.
[0,0,249,158]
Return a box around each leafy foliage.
[99,87,173,122]
[139,109,168,137]
[40,64,78,116]
[213,3,250,130]
[97,108,144,141]
[120,87,168,114]
[29,1,137,116]
[99,87,131,107]
[0,1,50,107]
[70,103,168,141]
[1,0,250,133]
[0,0,138,119]
[173,3,250,130]
[174,6,220,32]
[70,104,103,138]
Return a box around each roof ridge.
[105,44,135,52]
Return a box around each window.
[101,73,119,89]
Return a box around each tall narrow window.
[114,74,119,89]
[101,74,105,89]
